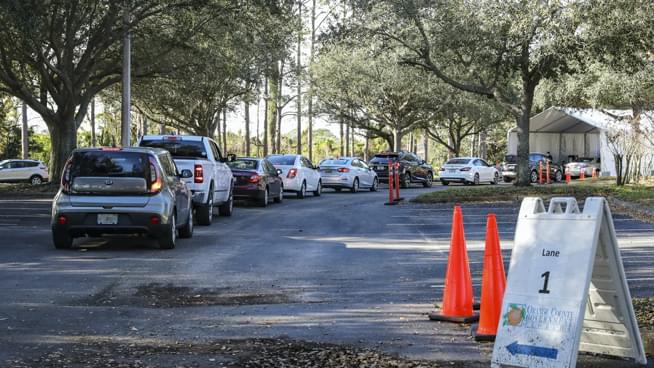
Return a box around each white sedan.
[318,157,378,192]
[267,154,322,198]
[439,157,499,185]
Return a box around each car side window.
[302,157,312,168]
[0,162,8,169]
[159,155,176,177]
[264,161,275,175]
[10,161,23,168]
[479,159,490,167]
[209,140,223,161]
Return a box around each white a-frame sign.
[492,197,647,368]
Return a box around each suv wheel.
[297,181,306,198]
[53,229,73,249]
[30,175,43,186]
[530,170,539,183]
[370,178,378,192]
[350,178,359,193]
[219,188,234,216]
[274,185,283,203]
[313,181,322,196]
[422,173,433,188]
[159,214,176,250]
[400,173,410,188]
[178,208,193,239]
[503,177,513,183]
[259,187,269,207]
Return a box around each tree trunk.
[222,109,227,153]
[244,100,250,156]
[345,123,350,156]
[307,0,316,162]
[21,101,28,159]
[263,78,269,156]
[339,120,344,156]
[423,130,429,162]
[393,129,402,151]
[296,0,302,155]
[267,68,279,154]
[45,119,77,183]
[479,130,487,160]
[515,84,535,186]
[90,99,96,146]
[142,116,148,137]
[364,133,369,161]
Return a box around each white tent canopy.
[507,107,654,176]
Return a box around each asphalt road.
[0,184,653,366]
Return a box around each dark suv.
[501,152,563,183]
[51,147,194,250]
[369,151,433,188]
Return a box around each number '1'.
[539,271,551,294]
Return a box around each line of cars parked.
[49,134,436,250]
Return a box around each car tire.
[422,172,433,188]
[196,189,213,226]
[52,229,73,249]
[400,173,409,188]
[313,180,322,196]
[441,180,449,186]
[350,178,359,193]
[473,173,480,185]
[159,214,176,250]
[370,178,378,192]
[219,188,234,216]
[274,185,283,203]
[297,181,306,198]
[530,170,539,183]
[491,172,499,185]
[178,208,193,239]
[555,170,563,182]
[30,175,43,186]
[259,187,269,207]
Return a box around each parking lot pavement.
[0,186,652,366]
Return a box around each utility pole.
[90,98,96,146]
[120,4,131,147]
[21,101,28,159]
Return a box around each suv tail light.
[460,167,472,172]
[337,167,350,173]
[194,164,204,183]
[287,168,298,179]
[148,157,163,193]
[61,159,73,193]
[248,174,261,184]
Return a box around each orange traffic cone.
[429,205,478,323]
[472,214,506,341]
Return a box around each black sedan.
[227,158,284,207]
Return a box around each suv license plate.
[97,214,118,225]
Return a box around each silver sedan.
[318,157,378,192]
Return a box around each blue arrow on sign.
[506,341,558,360]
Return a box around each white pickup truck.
[138,135,234,225]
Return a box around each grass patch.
[413,178,654,205]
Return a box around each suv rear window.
[267,155,296,165]
[70,151,149,179]
[140,139,207,159]
[370,154,398,163]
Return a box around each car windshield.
[70,151,149,179]
[140,139,207,159]
[267,155,296,165]
[446,158,471,165]
[228,159,259,170]
[320,159,349,166]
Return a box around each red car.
[228,158,284,207]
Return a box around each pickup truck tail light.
[148,157,163,193]
[337,167,349,173]
[460,167,472,172]
[194,164,204,183]
[287,168,298,179]
[248,174,261,184]
[60,159,73,193]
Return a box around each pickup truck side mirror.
[179,169,193,178]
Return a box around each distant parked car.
[266,154,322,198]
[138,135,234,226]
[318,157,378,192]
[439,157,499,186]
[51,147,193,250]
[368,151,433,188]
[565,157,600,178]
[228,157,284,206]
[501,153,563,183]
[0,159,49,185]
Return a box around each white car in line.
[266,154,322,198]
[318,157,378,192]
[0,159,49,185]
[439,157,499,186]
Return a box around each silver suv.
[51,147,193,250]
